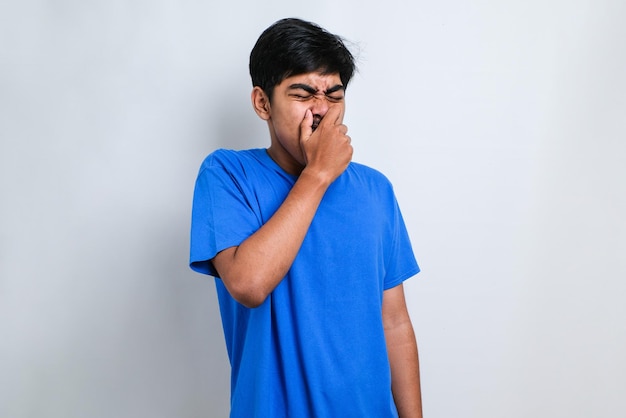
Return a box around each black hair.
[249,18,356,100]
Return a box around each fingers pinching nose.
[300,109,314,138]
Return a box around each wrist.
[299,166,335,189]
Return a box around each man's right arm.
[211,107,351,308]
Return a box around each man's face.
[262,72,346,174]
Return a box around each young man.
[190,18,423,417]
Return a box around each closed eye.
[290,94,313,100]
[326,94,344,102]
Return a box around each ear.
[251,86,271,120]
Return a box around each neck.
[266,145,304,176]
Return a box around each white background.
[1,1,625,417]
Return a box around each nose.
[309,95,330,118]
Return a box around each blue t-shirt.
[190,148,419,418]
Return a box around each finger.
[317,105,343,130]
[333,103,345,125]
[300,109,313,142]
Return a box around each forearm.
[386,321,422,417]
[213,169,330,307]
[382,284,423,418]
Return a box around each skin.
[383,284,424,417]
[211,71,423,417]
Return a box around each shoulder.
[196,149,270,182]
[199,148,259,170]
[346,161,395,191]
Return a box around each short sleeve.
[189,155,262,276]
[383,192,420,290]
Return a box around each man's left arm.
[383,283,423,418]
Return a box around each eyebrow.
[288,83,345,95]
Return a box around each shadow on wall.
[213,86,268,151]
[110,212,232,417]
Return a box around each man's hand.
[299,106,353,185]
